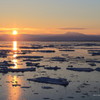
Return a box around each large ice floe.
[67,67,94,72]
[95,67,100,72]
[59,49,75,52]
[27,77,69,87]
[32,50,55,53]
[26,62,39,66]
[16,56,43,59]
[0,61,15,67]
[88,50,100,56]
[44,66,61,70]
[50,56,66,62]
[0,50,10,58]
[0,67,36,73]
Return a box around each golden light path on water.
[13,41,17,51]
[12,41,18,69]
[7,40,22,100]
[7,75,21,100]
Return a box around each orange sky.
[0,0,100,35]
[0,27,99,35]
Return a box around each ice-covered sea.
[0,41,100,100]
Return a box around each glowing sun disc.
[13,30,18,35]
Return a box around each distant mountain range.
[0,32,100,41]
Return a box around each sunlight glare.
[13,41,17,51]
[12,59,18,69]
[12,30,18,35]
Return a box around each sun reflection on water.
[13,54,17,58]
[12,41,18,69]
[13,41,17,51]
[6,41,22,100]
[7,75,21,100]
[12,59,18,69]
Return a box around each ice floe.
[67,67,94,72]
[44,66,61,70]
[27,77,69,87]
[50,57,66,62]
[0,67,36,73]
[16,56,43,59]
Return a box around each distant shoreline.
[0,40,100,42]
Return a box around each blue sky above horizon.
[0,0,100,35]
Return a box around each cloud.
[0,27,53,34]
[58,27,87,30]
[0,27,88,35]
[0,31,5,33]
[0,28,40,31]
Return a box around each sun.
[12,30,18,35]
